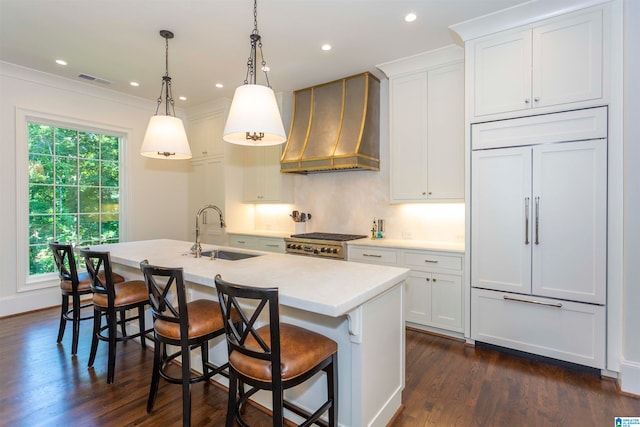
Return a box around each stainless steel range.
[284,232,367,260]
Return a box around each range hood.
[280,72,380,173]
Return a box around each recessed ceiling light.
[404,13,417,23]
[179,96,187,101]
[321,44,332,51]
[215,83,224,88]
[55,59,67,66]
[129,81,139,87]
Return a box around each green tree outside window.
[28,123,121,275]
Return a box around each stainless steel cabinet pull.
[525,197,530,245]
[432,278,437,282]
[424,259,438,264]
[503,295,562,308]
[535,196,540,245]
[363,253,382,258]
[265,244,278,248]
[525,98,531,104]
[237,240,246,244]
[426,277,430,282]
[534,97,540,102]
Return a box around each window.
[28,123,121,275]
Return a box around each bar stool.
[140,261,231,427]
[214,274,338,427]
[49,242,125,355]
[77,248,152,384]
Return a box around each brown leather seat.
[140,261,233,427]
[50,242,125,356]
[215,274,338,427]
[77,248,152,384]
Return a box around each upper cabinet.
[378,46,465,203]
[242,145,293,203]
[188,109,226,158]
[469,8,604,121]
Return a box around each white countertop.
[227,230,465,252]
[347,238,465,253]
[92,239,409,318]
[226,229,292,238]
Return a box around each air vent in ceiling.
[77,73,111,85]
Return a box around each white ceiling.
[0,0,528,108]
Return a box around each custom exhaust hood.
[280,72,380,173]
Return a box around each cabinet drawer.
[228,235,259,249]
[403,251,462,272]
[258,238,286,253]
[471,288,605,368]
[348,246,398,265]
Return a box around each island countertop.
[92,239,409,318]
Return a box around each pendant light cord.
[244,0,271,88]
[154,31,176,117]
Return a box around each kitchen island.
[91,239,409,427]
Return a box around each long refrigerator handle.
[524,197,530,245]
[535,196,540,245]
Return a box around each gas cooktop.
[289,232,368,242]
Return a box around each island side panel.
[350,283,405,427]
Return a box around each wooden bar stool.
[49,242,125,355]
[140,261,231,427]
[214,274,338,427]
[77,248,152,384]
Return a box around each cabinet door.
[243,145,291,203]
[426,62,465,200]
[473,29,532,116]
[189,112,225,158]
[430,273,463,331]
[532,10,602,109]
[189,157,225,245]
[242,146,262,202]
[404,270,431,325]
[389,72,428,201]
[471,147,532,293]
[531,140,606,303]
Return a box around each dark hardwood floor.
[1,307,638,426]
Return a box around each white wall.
[0,62,190,316]
[620,0,640,395]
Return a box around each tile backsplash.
[253,170,465,243]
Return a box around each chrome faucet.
[192,204,226,258]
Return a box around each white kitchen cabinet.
[349,244,464,334]
[378,46,464,203]
[188,156,226,245]
[188,110,226,158]
[470,8,604,120]
[471,288,605,368]
[228,233,286,253]
[469,107,607,368]
[471,139,607,304]
[242,145,293,203]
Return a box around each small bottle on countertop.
[371,219,377,239]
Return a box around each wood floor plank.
[1,307,638,426]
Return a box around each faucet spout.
[193,204,226,258]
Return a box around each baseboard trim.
[0,287,60,317]
[618,357,640,397]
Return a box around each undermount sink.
[200,250,261,261]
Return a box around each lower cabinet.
[228,234,286,254]
[471,288,605,368]
[349,245,464,335]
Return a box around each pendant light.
[223,0,286,146]
[140,30,192,159]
